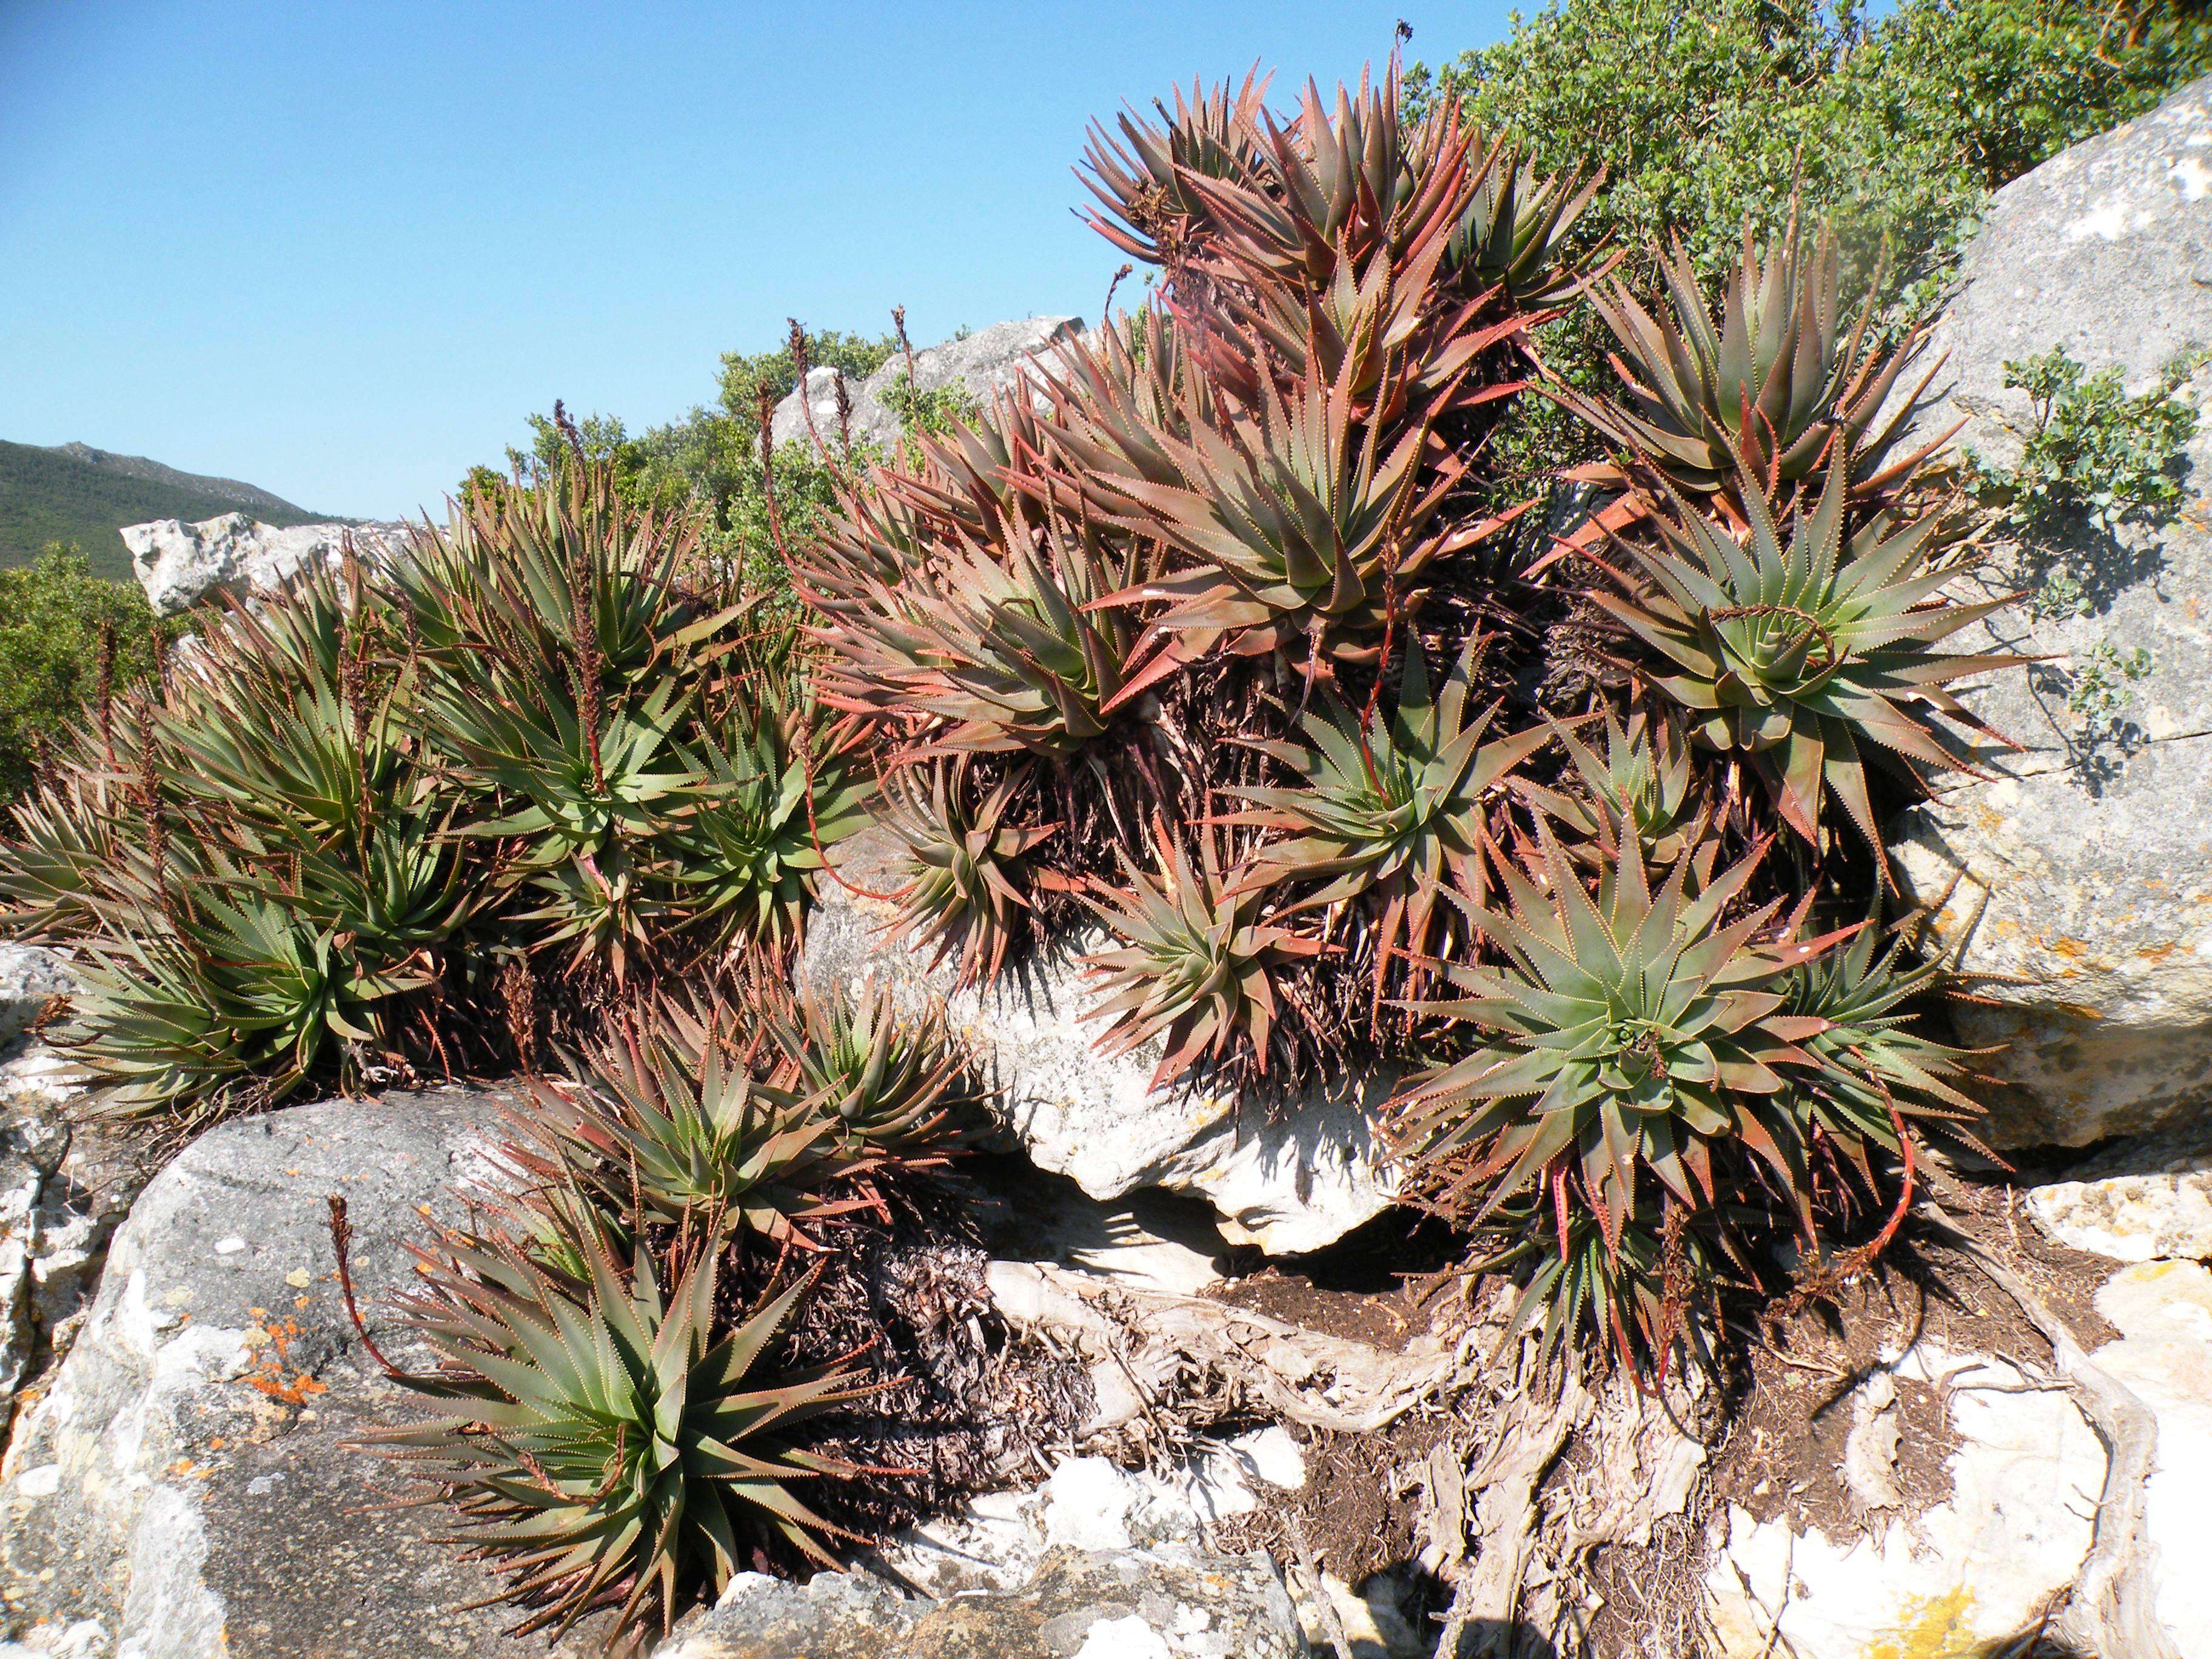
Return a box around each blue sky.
[0,1,1516,521]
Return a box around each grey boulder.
[0,1086,599,1658]
[769,317,1082,455]
[1886,73,2212,1145]
[797,829,1396,1255]
[121,514,409,617]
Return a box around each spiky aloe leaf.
[1554,214,1945,502]
[536,993,879,1247]
[1517,708,1705,867]
[1079,826,1325,1090]
[1221,643,1547,1005]
[1591,457,2020,850]
[765,980,988,1158]
[378,1216,878,1646]
[881,765,1055,987]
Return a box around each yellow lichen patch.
[1865,1584,1977,1659]
[2046,937,2091,960]
[2050,1002,2107,1022]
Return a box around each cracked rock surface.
[1887,73,2212,1147]
[657,1544,1308,1659]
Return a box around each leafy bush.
[1407,0,2212,488]
[1972,346,2204,547]
[0,546,184,803]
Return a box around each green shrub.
[1973,346,2204,549]
[1409,0,2212,485]
[0,546,183,803]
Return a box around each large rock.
[797,830,1396,1255]
[769,317,1082,455]
[1703,1267,2212,1659]
[1704,1339,2108,1657]
[1886,75,2212,1147]
[120,514,409,617]
[2090,1259,2212,1648]
[0,1035,128,1430]
[2025,1116,2212,1262]
[0,1086,600,1658]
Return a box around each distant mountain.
[45,441,311,519]
[0,440,340,582]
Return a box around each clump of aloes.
[378,1213,880,1646]
[1386,826,1969,1372]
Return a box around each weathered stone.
[769,317,1083,455]
[0,950,72,1049]
[119,513,409,617]
[797,829,1396,1255]
[2091,1260,2212,1650]
[2025,1117,2212,1262]
[0,1086,603,1658]
[654,1570,920,1658]
[872,1441,1304,1600]
[1704,1341,2107,1657]
[1705,1269,2212,1659]
[0,1044,89,1424]
[1885,74,2212,1147]
[662,1543,1307,1659]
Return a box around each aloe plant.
[382,1219,876,1643]
[1222,644,1548,1002]
[669,666,870,956]
[540,993,877,1246]
[1443,131,1601,307]
[1518,708,1705,866]
[1080,826,1324,1089]
[881,765,1055,987]
[1555,216,1943,502]
[1078,70,1272,270]
[805,497,1155,759]
[1592,458,2017,849]
[1386,826,1892,1364]
[765,980,987,1156]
